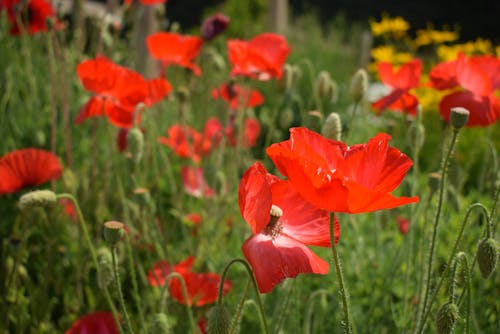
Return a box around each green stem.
[229,278,252,334]
[158,272,196,332]
[329,213,354,334]
[416,203,489,334]
[418,128,459,329]
[449,252,471,334]
[217,258,269,334]
[125,234,146,330]
[111,247,134,334]
[304,289,330,334]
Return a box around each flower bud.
[208,304,231,334]
[349,68,368,102]
[315,71,332,98]
[127,127,144,163]
[18,190,57,210]
[321,112,342,141]
[278,64,296,92]
[450,107,469,129]
[148,313,172,334]
[476,238,498,279]
[103,221,125,246]
[97,247,113,289]
[428,172,441,194]
[201,13,230,41]
[279,108,294,129]
[436,302,459,334]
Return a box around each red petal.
[429,60,459,90]
[243,118,261,148]
[181,166,215,198]
[65,311,119,334]
[471,55,500,90]
[394,59,422,89]
[76,56,120,94]
[238,162,273,234]
[242,233,329,293]
[145,78,172,106]
[439,91,500,127]
[456,53,492,96]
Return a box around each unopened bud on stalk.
[97,247,113,289]
[349,68,368,102]
[477,238,498,279]
[18,190,57,210]
[148,313,172,334]
[127,127,144,163]
[321,112,342,141]
[278,64,297,92]
[428,172,441,194]
[315,71,332,98]
[450,107,470,129]
[208,304,231,334]
[436,302,459,334]
[103,221,125,246]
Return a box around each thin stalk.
[449,253,471,334]
[163,272,196,332]
[111,246,134,334]
[217,258,269,334]
[304,289,330,334]
[418,128,459,329]
[125,234,146,330]
[416,203,489,334]
[229,278,252,334]
[329,213,354,334]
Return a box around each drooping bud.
[450,107,470,129]
[18,190,57,210]
[436,302,459,334]
[349,68,368,102]
[207,304,231,334]
[103,221,125,246]
[148,313,172,334]
[321,112,342,141]
[476,238,498,279]
[97,247,113,289]
[127,127,144,163]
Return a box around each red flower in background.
[372,59,422,115]
[65,311,118,334]
[59,198,78,222]
[0,148,62,195]
[1,0,63,35]
[147,256,231,306]
[181,166,215,198]
[429,53,500,126]
[228,33,290,80]
[239,162,339,293]
[201,13,230,41]
[212,83,264,109]
[147,32,204,76]
[397,216,410,235]
[225,118,261,148]
[266,127,418,213]
[76,56,171,128]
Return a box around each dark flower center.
[263,205,283,239]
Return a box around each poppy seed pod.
[148,313,172,334]
[450,107,470,129]
[321,112,342,141]
[103,221,124,246]
[477,238,498,279]
[207,304,231,334]
[349,68,368,102]
[436,302,459,334]
[97,247,113,289]
[18,190,57,210]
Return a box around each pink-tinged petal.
[439,91,500,127]
[271,179,331,247]
[471,55,500,90]
[238,162,272,234]
[242,233,329,293]
[456,53,492,96]
[429,60,459,90]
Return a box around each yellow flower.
[437,38,493,61]
[496,46,500,58]
[369,45,414,72]
[369,14,410,38]
[413,27,459,48]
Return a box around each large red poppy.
[228,33,290,80]
[65,311,118,334]
[1,0,64,35]
[372,59,422,115]
[147,256,231,306]
[239,162,339,293]
[0,148,62,195]
[212,83,264,109]
[146,32,204,76]
[266,127,418,213]
[429,53,500,126]
[76,56,171,128]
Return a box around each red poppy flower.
[59,198,78,222]
[147,256,231,306]
[397,216,410,235]
[429,53,500,126]
[225,118,261,148]
[266,127,418,213]
[184,213,202,225]
[1,0,64,35]
[181,166,215,198]
[228,33,291,80]
[146,32,204,76]
[158,125,205,162]
[0,148,62,195]
[76,56,171,128]
[201,13,230,41]
[65,311,118,334]
[372,59,422,115]
[239,162,339,293]
[212,83,264,109]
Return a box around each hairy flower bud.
[18,190,57,210]
[349,68,368,102]
[315,70,332,98]
[97,247,113,289]
[321,112,342,141]
[208,304,230,334]
[148,313,172,334]
[127,127,144,163]
[450,107,470,129]
[477,238,498,279]
[436,302,459,334]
